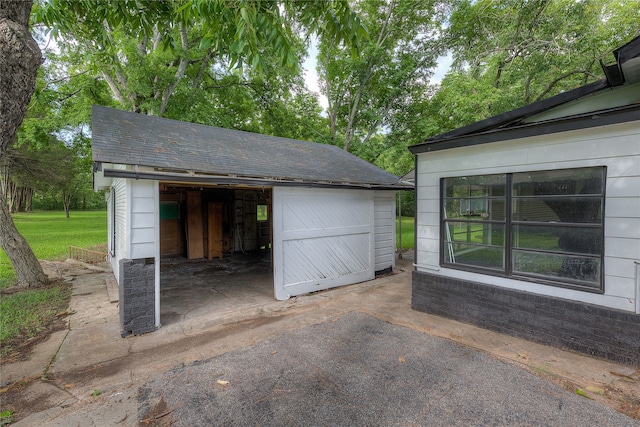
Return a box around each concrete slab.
[2,252,638,425]
[50,269,129,374]
[0,329,67,386]
[105,275,119,303]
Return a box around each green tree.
[35,0,366,116]
[317,0,450,154]
[164,48,331,141]
[433,0,640,130]
[1,50,108,216]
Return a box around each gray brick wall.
[412,271,640,367]
[119,258,156,336]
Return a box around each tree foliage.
[428,0,640,132]
[317,0,450,154]
[34,0,366,116]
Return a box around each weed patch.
[0,281,72,360]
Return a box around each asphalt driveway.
[4,255,638,426]
[138,312,638,426]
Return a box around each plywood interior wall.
[186,191,204,259]
[159,185,271,260]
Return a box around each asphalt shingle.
[92,106,406,187]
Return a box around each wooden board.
[160,219,180,256]
[208,202,223,259]
[186,191,204,259]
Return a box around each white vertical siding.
[129,180,158,259]
[374,191,396,272]
[636,262,640,314]
[108,173,160,327]
[106,189,113,273]
[110,174,128,283]
[415,119,640,312]
[273,187,374,300]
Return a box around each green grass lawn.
[0,210,107,359]
[396,216,414,250]
[0,210,107,289]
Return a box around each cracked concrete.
[1,253,638,425]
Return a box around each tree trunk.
[0,196,48,287]
[14,185,24,212]
[7,181,16,212]
[62,192,72,218]
[0,0,48,288]
[24,186,32,211]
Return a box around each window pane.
[513,224,602,255]
[513,250,601,286]
[513,167,604,196]
[445,222,504,246]
[441,167,604,291]
[445,198,505,221]
[512,197,602,223]
[257,204,268,221]
[444,174,506,198]
[160,202,179,220]
[444,243,504,269]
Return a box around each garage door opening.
[158,184,273,326]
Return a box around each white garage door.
[273,187,374,300]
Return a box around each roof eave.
[418,80,609,144]
[101,168,414,191]
[409,104,640,155]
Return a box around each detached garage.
[92,106,411,336]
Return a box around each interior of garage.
[159,184,272,259]
[158,184,274,325]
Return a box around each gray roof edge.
[95,161,405,187]
[102,168,414,190]
[414,80,608,146]
[409,103,640,155]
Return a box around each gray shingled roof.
[92,105,407,188]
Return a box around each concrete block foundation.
[119,258,156,337]
[412,271,640,367]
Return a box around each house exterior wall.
[412,272,640,366]
[374,191,396,272]
[109,173,128,283]
[106,189,112,266]
[108,168,161,331]
[414,119,640,312]
[129,180,159,259]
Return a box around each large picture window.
[442,167,605,292]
